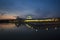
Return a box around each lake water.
[0,23,60,32]
[0,23,60,39]
[0,23,36,32]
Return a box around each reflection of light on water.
[0,23,16,29]
[26,24,32,29]
[54,27,57,30]
[45,28,48,30]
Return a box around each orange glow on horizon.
[0,15,16,19]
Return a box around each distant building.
[26,16,32,19]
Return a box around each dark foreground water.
[0,23,60,40]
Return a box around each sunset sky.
[0,0,60,19]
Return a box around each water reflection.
[0,23,60,31]
[25,22,60,30]
[0,23,16,29]
[0,23,36,32]
[0,23,24,29]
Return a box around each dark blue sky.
[0,0,60,18]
